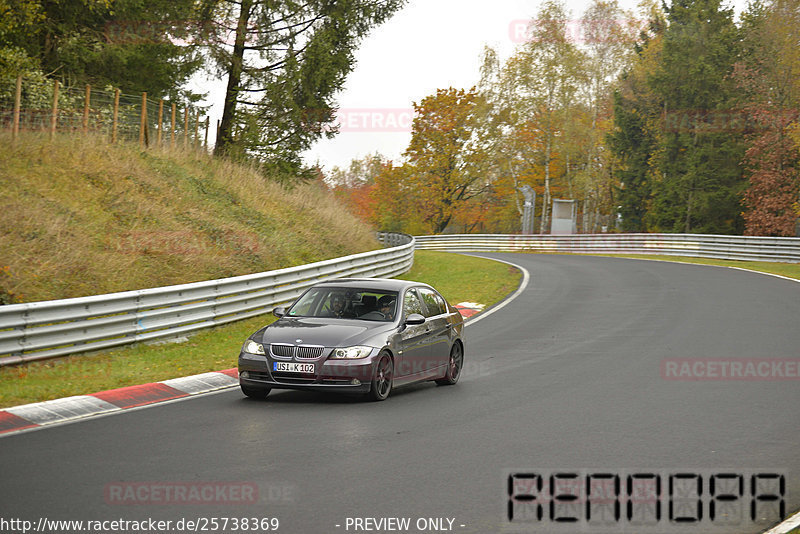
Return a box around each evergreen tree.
[607,1,664,232]
[0,0,204,100]
[609,90,654,231]
[207,0,405,175]
[648,0,746,234]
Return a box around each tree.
[371,161,423,233]
[326,153,386,225]
[477,0,641,234]
[575,0,638,232]
[404,87,489,234]
[326,152,385,188]
[736,0,800,235]
[207,0,405,175]
[502,0,584,232]
[0,0,204,100]
[647,0,746,234]
[607,1,665,232]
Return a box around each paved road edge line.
[461,254,531,327]
[763,510,800,534]
[588,254,800,285]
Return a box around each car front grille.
[295,346,324,359]
[269,344,324,360]
[270,344,294,358]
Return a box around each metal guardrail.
[0,233,414,366]
[414,233,800,263]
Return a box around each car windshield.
[287,287,399,322]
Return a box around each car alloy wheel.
[368,352,393,401]
[436,342,462,386]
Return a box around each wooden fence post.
[183,107,189,148]
[139,92,147,147]
[49,80,59,140]
[12,75,21,141]
[171,103,176,149]
[83,84,90,135]
[193,112,200,149]
[157,99,163,146]
[112,89,120,143]
[204,116,210,149]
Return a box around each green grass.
[591,254,800,280]
[0,251,521,408]
[398,250,522,306]
[0,132,378,303]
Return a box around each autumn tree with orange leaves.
[736,0,800,236]
[404,87,490,234]
[326,154,385,224]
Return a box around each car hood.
[259,317,395,347]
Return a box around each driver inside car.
[325,293,353,318]
[377,295,396,321]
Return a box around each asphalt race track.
[1,253,798,534]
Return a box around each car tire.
[436,342,463,386]
[241,385,271,399]
[367,352,394,401]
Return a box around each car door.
[417,287,450,372]
[394,288,431,382]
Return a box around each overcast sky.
[191,0,744,173]
[304,0,601,171]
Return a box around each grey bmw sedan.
[238,278,465,401]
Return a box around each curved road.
[1,254,798,534]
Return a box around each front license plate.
[273,362,315,373]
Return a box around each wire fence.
[0,75,212,149]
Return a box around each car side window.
[403,290,424,317]
[433,291,448,314]
[418,287,445,317]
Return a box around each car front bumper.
[238,351,377,394]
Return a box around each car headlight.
[331,346,373,359]
[243,339,265,355]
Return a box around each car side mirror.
[405,313,425,326]
[273,306,286,318]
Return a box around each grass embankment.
[593,254,800,281]
[0,251,521,408]
[0,132,378,303]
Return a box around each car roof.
[311,278,432,292]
